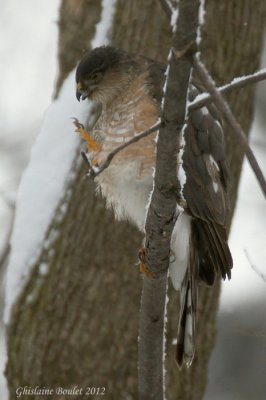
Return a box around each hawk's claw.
[72,117,102,152]
[138,247,157,278]
[72,117,85,130]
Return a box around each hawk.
[75,45,233,367]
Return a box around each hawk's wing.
[146,59,233,367]
[183,85,232,283]
[145,59,233,284]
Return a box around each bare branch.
[244,249,266,283]
[138,1,200,398]
[190,69,266,111]
[0,212,15,280]
[192,54,266,198]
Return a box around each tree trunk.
[6,1,266,399]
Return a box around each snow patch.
[4,0,118,324]
[39,262,48,276]
[213,182,219,193]
[91,0,116,48]
[4,74,89,323]
[177,123,187,201]
[196,0,206,45]
[170,8,179,33]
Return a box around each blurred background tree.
[2,0,266,399]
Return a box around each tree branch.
[158,0,173,20]
[190,68,266,111]
[138,1,200,399]
[244,249,266,284]
[192,54,266,198]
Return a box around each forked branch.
[192,54,266,197]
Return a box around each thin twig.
[244,249,266,283]
[81,151,96,177]
[190,69,266,111]
[82,122,160,177]
[192,54,266,198]
[96,122,160,175]
[0,212,15,284]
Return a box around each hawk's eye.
[90,71,103,82]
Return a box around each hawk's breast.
[93,74,159,229]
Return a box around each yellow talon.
[72,118,102,152]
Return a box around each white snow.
[196,0,206,45]
[39,262,49,276]
[161,62,171,110]
[177,122,188,202]
[4,74,89,323]
[91,0,116,48]
[190,68,266,109]
[189,91,209,108]
[170,9,179,33]
[4,0,117,324]
[226,67,266,86]
[212,182,219,193]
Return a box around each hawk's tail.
[175,219,232,367]
[176,231,198,368]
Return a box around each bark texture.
[6,1,266,399]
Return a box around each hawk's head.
[76,46,133,104]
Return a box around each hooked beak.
[76,81,90,102]
[76,89,89,102]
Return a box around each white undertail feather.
[169,213,191,290]
[176,233,198,368]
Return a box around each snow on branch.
[190,68,266,111]
[158,0,173,20]
[138,1,200,399]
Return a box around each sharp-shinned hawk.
[75,45,233,367]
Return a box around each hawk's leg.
[73,118,102,153]
[138,247,157,278]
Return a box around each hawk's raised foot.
[72,118,102,153]
[138,247,157,278]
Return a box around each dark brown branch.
[190,69,266,111]
[138,1,200,399]
[159,0,173,20]
[0,212,14,283]
[192,54,266,198]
